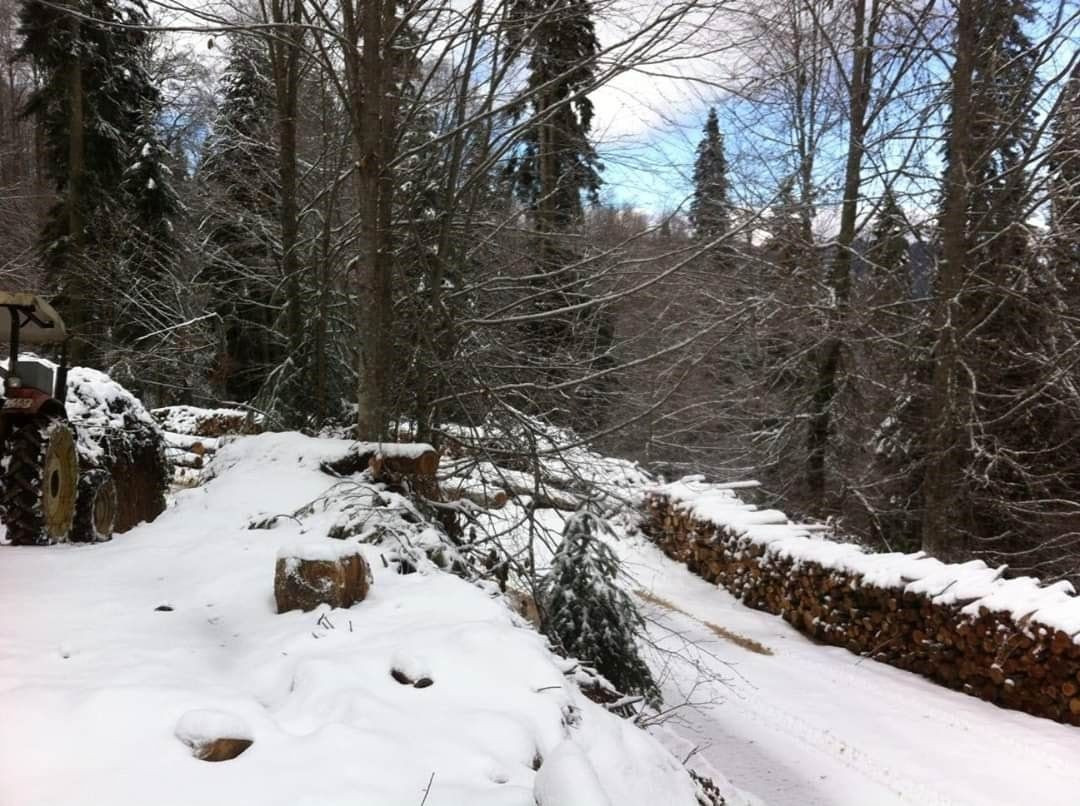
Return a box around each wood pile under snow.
[152,406,263,486]
[646,476,1080,726]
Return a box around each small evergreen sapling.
[539,511,660,706]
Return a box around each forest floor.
[614,532,1080,806]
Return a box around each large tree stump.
[274,542,370,613]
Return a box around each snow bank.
[654,477,1080,636]
[534,741,612,806]
[0,432,700,806]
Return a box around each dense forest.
[1,0,1079,581]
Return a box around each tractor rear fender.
[2,388,66,419]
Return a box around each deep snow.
[0,433,699,806]
[5,427,1080,806]
[615,532,1080,806]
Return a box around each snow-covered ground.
[616,533,1080,806]
[5,426,1080,806]
[0,433,700,806]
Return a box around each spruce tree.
[689,108,730,257]
[865,191,908,280]
[539,511,660,706]
[504,0,602,229]
[197,34,281,402]
[920,0,1080,577]
[502,0,610,431]
[16,0,169,358]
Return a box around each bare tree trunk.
[344,0,395,440]
[806,0,875,513]
[66,9,87,363]
[922,0,976,559]
[270,0,304,406]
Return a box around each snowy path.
[618,536,1080,806]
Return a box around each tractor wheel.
[72,470,117,542]
[1,416,79,545]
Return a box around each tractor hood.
[0,293,67,344]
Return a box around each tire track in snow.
[786,645,1080,784]
[641,598,966,806]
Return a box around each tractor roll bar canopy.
[0,293,67,345]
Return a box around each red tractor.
[1,294,116,544]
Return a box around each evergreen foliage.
[865,191,909,281]
[16,0,179,363]
[503,0,602,227]
[197,34,281,403]
[690,108,730,249]
[501,0,611,433]
[17,0,153,264]
[539,511,660,706]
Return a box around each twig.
[419,772,435,806]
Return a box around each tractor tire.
[1,416,79,545]
[72,470,117,543]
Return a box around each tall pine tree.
[689,107,730,266]
[197,34,281,402]
[16,0,172,360]
[504,0,601,229]
[503,0,609,432]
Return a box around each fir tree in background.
[197,34,281,402]
[690,107,730,265]
[16,0,168,361]
[920,0,1080,577]
[1050,62,1080,290]
[504,0,602,229]
[864,191,909,283]
[539,511,660,706]
[123,113,182,247]
[502,0,612,432]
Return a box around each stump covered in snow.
[175,709,254,762]
[274,542,370,613]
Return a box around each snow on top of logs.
[276,540,365,563]
[650,477,1080,636]
[321,442,440,478]
[351,441,436,460]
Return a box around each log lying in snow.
[322,442,440,479]
[152,405,263,438]
[644,491,1080,728]
[439,459,581,511]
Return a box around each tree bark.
[65,8,87,363]
[270,0,304,419]
[341,0,395,440]
[922,0,977,560]
[806,0,875,513]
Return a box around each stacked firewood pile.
[152,406,264,486]
[644,493,1080,727]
